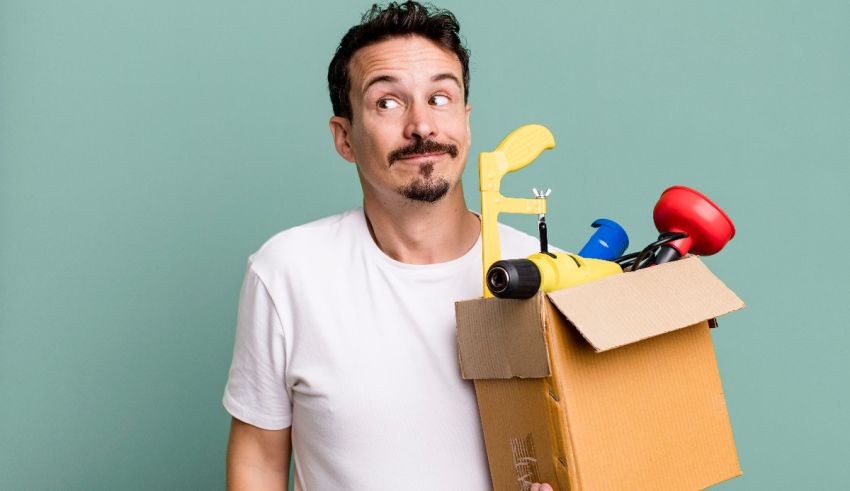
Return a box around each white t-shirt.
[223,207,541,491]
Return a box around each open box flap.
[546,256,745,352]
[456,294,551,379]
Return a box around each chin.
[398,177,452,203]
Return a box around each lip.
[396,152,447,161]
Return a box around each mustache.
[388,139,459,165]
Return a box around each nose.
[403,100,437,140]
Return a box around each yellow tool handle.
[479,124,557,297]
[495,124,556,173]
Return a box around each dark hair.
[327,1,470,121]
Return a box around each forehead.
[348,35,463,92]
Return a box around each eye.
[429,94,450,107]
[377,98,400,110]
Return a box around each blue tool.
[578,218,629,260]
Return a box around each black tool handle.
[538,217,549,254]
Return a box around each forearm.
[226,418,291,491]
[226,458,288,491]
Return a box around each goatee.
[397,162,450,203]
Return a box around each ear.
[329,116,356,163]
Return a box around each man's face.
[330,35,471,204]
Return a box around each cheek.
[351,126,391,164]
[365,135,390,161]
[443,111,470,142]
[452,124,471,153]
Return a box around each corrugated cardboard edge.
[541,299,583,491]
[456,294,552,380]
[546,256,745,352]
[469,301,578,491]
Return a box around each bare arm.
[226,417,292,491]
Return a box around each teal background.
[1,0,847,489]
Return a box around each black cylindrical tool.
[487,259,542,299]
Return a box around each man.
[224,2,554,489]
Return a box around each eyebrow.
[363,75,398,93]
[362,72,463,94]
[431,73,462,90]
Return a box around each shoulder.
[248,208,364,275]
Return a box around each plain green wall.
[2,0,848,489]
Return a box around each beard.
[388,139,459,204]
[397,162,450,203]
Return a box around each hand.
[530,484,553,491]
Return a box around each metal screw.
[532,187,551,199]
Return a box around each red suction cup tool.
[652,186,736,264]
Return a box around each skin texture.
[226,34,554,490]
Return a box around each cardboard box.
[456,256,745,491]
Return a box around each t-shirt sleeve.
[222,263,292,430]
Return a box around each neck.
[362,183,480,265]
